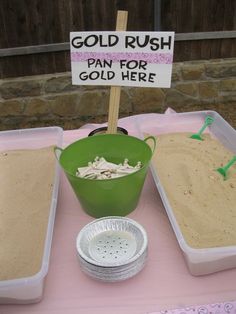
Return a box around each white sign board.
[70,31,175,88]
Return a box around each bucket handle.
[144,136,156,154]
[54,146,63,161]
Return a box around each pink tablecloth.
[2,112,236,314]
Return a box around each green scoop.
[217,155,236,180]
[190,116,215,140]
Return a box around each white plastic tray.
[137,110,236,276]
[0,127,63,303]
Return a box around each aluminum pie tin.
[78,255,148,282]
[77,247,148,272]
[76,216,148,268]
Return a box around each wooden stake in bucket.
[107,10,128,134]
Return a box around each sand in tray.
[0,146,56,280]
[150,132,236,249]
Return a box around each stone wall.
[0,58,236,130]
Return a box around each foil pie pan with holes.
[76,216,148,282]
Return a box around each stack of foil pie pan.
[76,216,148,282]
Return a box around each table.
[2,111,236,314]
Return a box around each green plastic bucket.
[55,134,155,218]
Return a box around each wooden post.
[107,10,128,134]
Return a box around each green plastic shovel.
[190,116,215,140]
[217,155,236,180]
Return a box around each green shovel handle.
[197,116,215,136]
[216,155,236,180]
[144,136,156,154]
[222,155,236,172]
[54,146,64,161]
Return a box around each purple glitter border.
[70,52,173,64]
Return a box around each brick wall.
[0,58,236,130]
